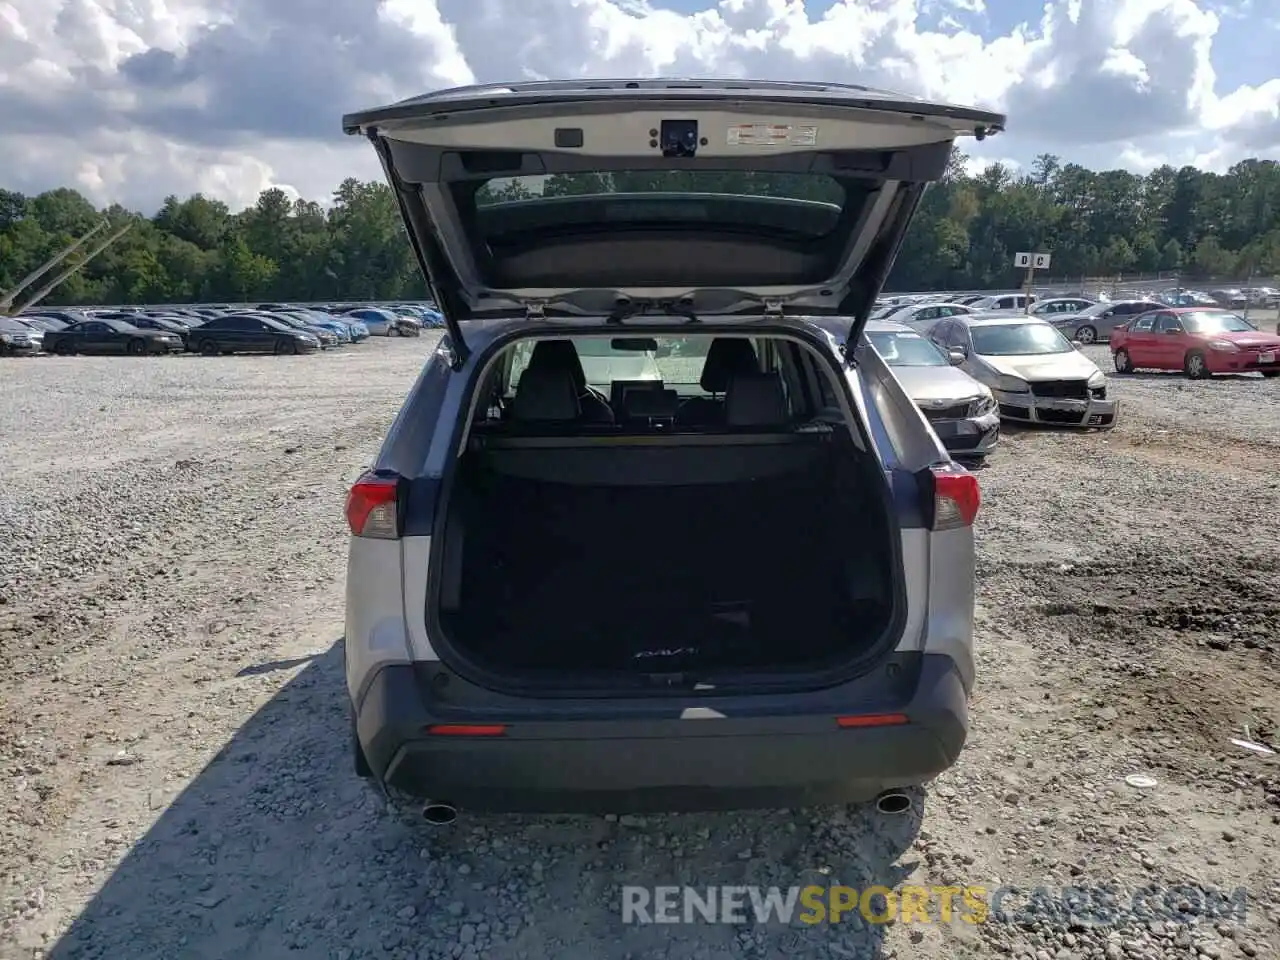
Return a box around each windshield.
[971,323,1074,356]
[867,330,949,366]
[1180,311,1256,333]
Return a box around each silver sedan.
[863,320,1000,458]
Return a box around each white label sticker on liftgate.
[726,123,818,146]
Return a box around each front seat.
[676,338,760,426]
[525,340,614,423]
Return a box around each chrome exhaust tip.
[422,801,458,825]
[874,789,914,815]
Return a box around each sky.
[1,0,1278,213]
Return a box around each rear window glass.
[478,170,843,208]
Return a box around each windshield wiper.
[607,299,698,324]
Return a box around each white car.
[878,301,976,329]
[924,314,1118,429]
[969,293,1038,311]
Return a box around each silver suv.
[340,79,1000,821]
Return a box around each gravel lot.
[1,333,1278,960]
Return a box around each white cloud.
[0,0,1277,211]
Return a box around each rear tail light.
[836,713,909,728]
[345,471,402,538]
[425,724,507,737]
[921,462,980,531]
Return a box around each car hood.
[889,363,988,402]
[978,351,1101,381]
[342,78,1005,358]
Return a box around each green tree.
[3,153,1278,307]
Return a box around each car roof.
[864,319,923,333]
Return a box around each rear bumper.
[353,652,968,813]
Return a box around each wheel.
[54,341,74,356]
[1113,348,1133,374]
[127,338,147,355]
[1262,370,1279,379]
[1075,325,1098,344]
[199,340,220,357]
[1183,350,1210,380]
[274,339,294,355]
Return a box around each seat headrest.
[511,364,581,421]
[699,338,759,393]
[725,372,788,427]
[528,339,586,391]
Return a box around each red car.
[1110,308,1280,380]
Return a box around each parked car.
[1045,299,1165,344]
[969,293,1037,311]
[1110,308,1280,379]
[1029,297,1096,317]
[187,314,322,355]
[338,78,999,819]
[43,318,183,355]
[344,307,416,336]
[884,302,976,330]
[926,315,1117,429]
[0,317,42,355]
[10,318,53,345]
[124,315,192,348]
[1209,289,1249,309]
[246,311,340,349]
[862,320,999,458]
[19,309,85,327]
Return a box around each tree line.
[2,152,1277,309]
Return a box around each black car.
[125,315,192,346]
[187,314,321,355]
[42,318,184,355]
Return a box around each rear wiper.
[607,299,698,324]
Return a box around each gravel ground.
[1,334,1278,960]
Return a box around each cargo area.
[429,332,903,687]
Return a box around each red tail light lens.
[345,472,401,538]
[425,724,507,737]
[836,713,909,728]
[927,463,980,530]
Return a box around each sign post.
[1014,252,1051,314]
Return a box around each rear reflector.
[345,471,401,538]
[836,713,909,728]
[425,724,508,737]
[925,462,980,530]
